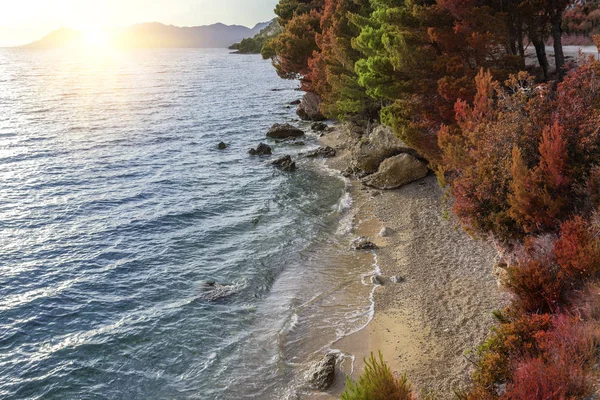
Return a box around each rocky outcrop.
[249,143,272,156]
[306,353,337,390]
[272,155,296,171]
[306,146,336,158]
[311,122,328,131]
[362,153,428,190]
[267,123,304,139]
[290,99,301,105]
[352,125,422,175]
[297,92,326,121]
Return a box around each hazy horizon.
[1,1,278,47]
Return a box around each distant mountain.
[23,21,272,49]
[229,20,282,55]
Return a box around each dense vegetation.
[267,0,600,397]
[228,20,282,54]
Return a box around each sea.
[0,48,377,399]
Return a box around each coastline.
[314,124,509,398]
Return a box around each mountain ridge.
[23,20,273,49]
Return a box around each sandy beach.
[315,126,509,398]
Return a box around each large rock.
[297,92,326,121]
[353,125,421,175]
[267,123,304,139]
[306,353,337,390]
[362,153,429,190]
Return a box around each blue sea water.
[0,48,375,399]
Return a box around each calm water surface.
[0,48,375,399]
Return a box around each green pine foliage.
[341,352,415,400]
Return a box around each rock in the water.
[371,275,383,285]
[198,281,239,301]
[379,227,392,237]
[391,276,405,284]
[306,146,336,158]
[297,92,326,121]
[267,123,305,139]
[272,155,296,171]
[290,99,301,105]
[249,143,272,156]
[352,237,378,250]
[362,153,429,190]
[306,353,337,390]
[311,122,328,131]
[217,142,228,150]
[291,141,305,146]
[352,125,422,174]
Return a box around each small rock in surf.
[197,281,239,302]
[311,122,328,131]
[306,353,337,390]
[306,146,336,158]
[352,237,378,250]
[272,155,296,171]
[249,143,272,156]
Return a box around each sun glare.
[83,28,112,49]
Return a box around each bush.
[506,260,564,313]
[341,352,415,400]
[503,314,599,399]
[554,216,600,280]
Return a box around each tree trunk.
[517,24,525,61]
[532,36,550,81]
[552,18,566,80]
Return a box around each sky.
[0,0,278,47]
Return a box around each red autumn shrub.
[503,356,589,399]
[554,216,600,280]
[441,59,600,243]
[507,260,564,313]
[502,314,599,399]
[474,313,553,388]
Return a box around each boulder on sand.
[306,353,337,390]
[352,125,422,175]
[272,155,296,171]
[267,123,304,139]
[249,143,272,156]
[362,153,428,190]
[297,92,326,121]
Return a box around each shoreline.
[313,124,509,398]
